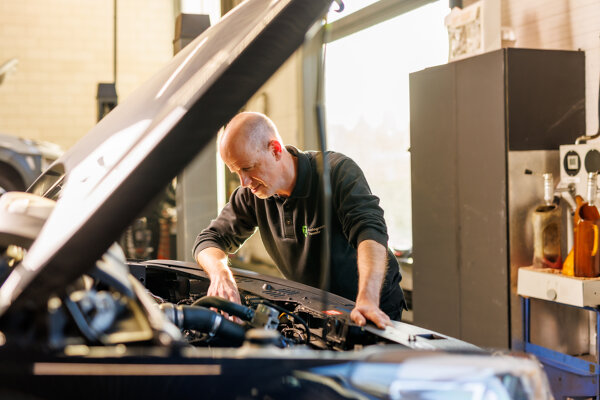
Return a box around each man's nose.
[238,172,251,187]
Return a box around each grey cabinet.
[409,48,585,349]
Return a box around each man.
[193,112,405,328]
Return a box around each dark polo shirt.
[193,146,405,318]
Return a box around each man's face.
[221,142,280,199]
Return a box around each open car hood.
[0,0,333,314]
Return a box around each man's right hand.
[207,269,242,305]
[196,247,242,305]
[196,247,243,323]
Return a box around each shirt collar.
[286,145,311,199]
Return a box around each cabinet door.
[410,61,462,339]
[455,51,508,349]
[410,50,508,349]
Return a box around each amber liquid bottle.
[574,215,600,277]
[574,173,600,277]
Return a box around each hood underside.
[0,0,333,314]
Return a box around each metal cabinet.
[409,48,586,349]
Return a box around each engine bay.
[0,241,477,355]
[130,260,392,352]
[0,191,476,356]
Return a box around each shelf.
[517,266,600,307]
[520,296,600,399]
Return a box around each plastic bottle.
[573,173,600,277]
[532,203,562,269]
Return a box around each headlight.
[345,354,553,400]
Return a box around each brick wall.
[0,0,174,149]
[503,0,599,134]
[463,0,599,133]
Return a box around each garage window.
[325,0,448,250]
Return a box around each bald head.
[218,112,297,198]
[220,112,282,156]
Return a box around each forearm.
[196,247,233,280]
[350,239,391,328]
[356,239,387,304]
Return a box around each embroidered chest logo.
[302,225,325,237]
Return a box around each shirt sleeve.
[192,187,258,260]
[329,154,389,248]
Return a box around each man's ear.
[269,140,283,160]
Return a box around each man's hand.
[352,239,392,329]
[351,297,392,329]
[196,247,243,319]
[207,269,242,305]
[206,269,243,323]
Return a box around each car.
[0,132,62,193]
[0,1,553,399]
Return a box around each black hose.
[315,104,331,294]
[191,296,255,321]
[160,303,246,346]
[181,305,245,345]
[315,11,331,300]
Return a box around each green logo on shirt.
[302,225,325,237]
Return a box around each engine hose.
[160,303,245,345]
[191,296,255,322]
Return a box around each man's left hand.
[350,298,392,329]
